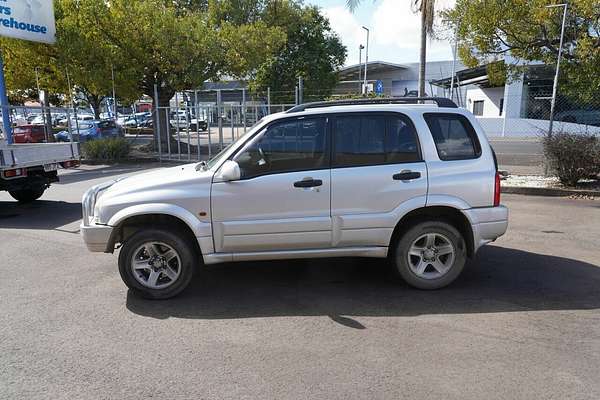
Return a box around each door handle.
[393,171,421,181]
[293,178,323,188]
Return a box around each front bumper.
[463,205,509,253]
[80,223,113,252]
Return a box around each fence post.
[242,88,247,134]
[207,104,212,158]
[217,89,223,150]
[153,84,162,162]
[231,105,234,142]
[175,92,181,160]
[66,107,73,143]
[165,105,171,159]
[195,90,200,161]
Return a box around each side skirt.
[203,246,388,265]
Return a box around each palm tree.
[346,0,435,97]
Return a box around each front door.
[211,116,331,253]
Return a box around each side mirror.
[215,160,241,182]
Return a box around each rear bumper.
[463,206,509,253]
[80,223,113,252]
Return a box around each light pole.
[362,26,369,95]
[358,44,364,93]
[546,3,568,138]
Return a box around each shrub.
[82,138,130,162]
[542,132,600,187]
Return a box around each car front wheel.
[118,229,196,299]
[393,221,467,290]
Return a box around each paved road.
[488,138,543,170]
[1,165,599,399]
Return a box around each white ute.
[81,98,508,299]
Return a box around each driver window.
[234,117,328,179]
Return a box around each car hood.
[95,163,214,224]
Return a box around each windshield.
[204,118,265,169]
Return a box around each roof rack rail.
[286,97,457,113]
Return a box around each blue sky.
[308,0,456,66]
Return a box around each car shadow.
[0,200,81,230]
[126,245,600,323]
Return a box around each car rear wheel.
[9,186,46,203]
[393,221,467,290]
[118,229,196,299]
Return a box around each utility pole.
[362,26,369,95]
[358,44,364,93]
[298,77,303,104]
[546,3,568,138]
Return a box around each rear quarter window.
[423,113,481,161]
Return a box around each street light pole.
[362,26,369,95]
[358,44,364,93]
[546,3,568,138]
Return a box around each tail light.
[2,168,27,179]
[494,171,501,207]
[60,160,80,168]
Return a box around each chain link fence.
[460,90,600,138]
[6,83,600,163]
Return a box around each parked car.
[81,98,508,299]
[121,112,152,128]
[169,113,208,131]
[54,120,122,142]
[13,124,48,143]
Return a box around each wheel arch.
[106,205,207,258]
[389,206,475,258]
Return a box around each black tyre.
[118,229,197,299]
[393,221,467,290]
[9,187,46,203]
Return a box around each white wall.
[466,87,505,117]
[475,117,600,137]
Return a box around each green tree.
[1,0,141,118]
[80,0,285,146]
[346,0,436,97]
[252,2,346,103]
[443,0,600,101]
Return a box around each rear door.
[330,112,427,247]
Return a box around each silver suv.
[81,98,508,299]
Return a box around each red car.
[13,125,47,143]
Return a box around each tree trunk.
[154,88,175,153]
[87,94,102,120]
[418,6,427,98]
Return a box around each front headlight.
[81,179,120,226]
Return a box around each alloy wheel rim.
[131,242,181,289]
[407,233,455,279]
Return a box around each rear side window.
[423,113,481,160]
[333,113,421,167]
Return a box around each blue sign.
[375,80,384,95]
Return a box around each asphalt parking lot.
[1,164,599,399]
